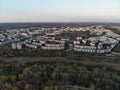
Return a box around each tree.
[12,86,20,90]
[89,83,95,90]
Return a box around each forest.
[0,57,120,90]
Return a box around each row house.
[25,44,37,49]
[74,45,96,53]
[41,40,65,50]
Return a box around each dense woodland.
[0,59,120,90]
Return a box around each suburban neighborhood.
[0,25,120,54]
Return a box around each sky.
[0,0,120,22]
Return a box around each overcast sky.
[0,0,120,22]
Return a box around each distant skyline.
[0,0,120,23]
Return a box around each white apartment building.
[12,43,23,49]
[41,40,65,50]
[12,43,16,49]
[74,45,96,53]
[25,44,37,49]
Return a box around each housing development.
[0,25,120,54]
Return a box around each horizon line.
[0,21,120,24]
